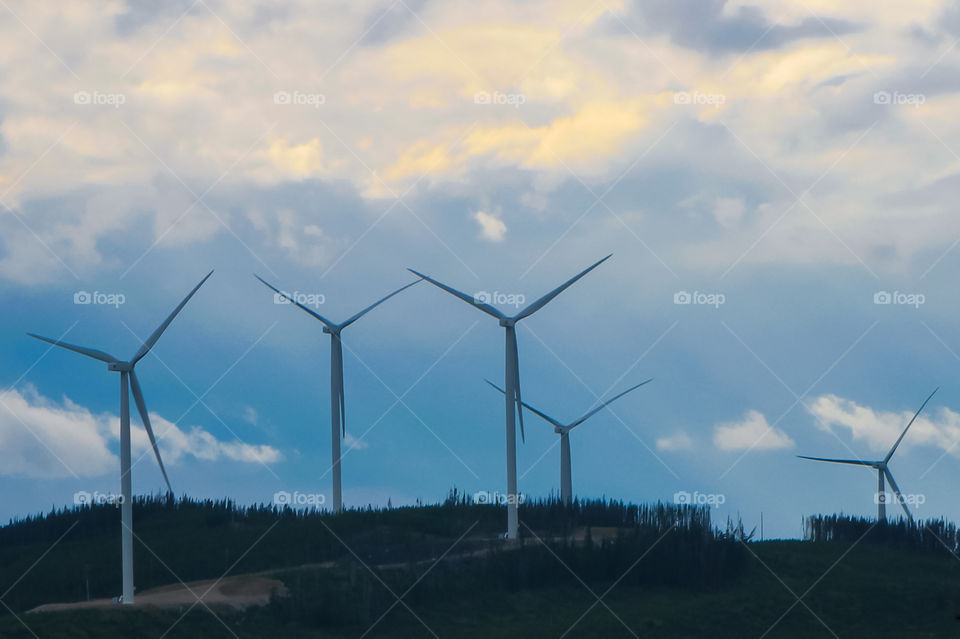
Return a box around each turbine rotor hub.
[499,318,516,328]
[108,361,133,372]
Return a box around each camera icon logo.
[273,490,291,506]
[474,91,492,105]
[273,91,291,105]
[473,490,491,504]
[873,91,892,105]
[673,291,692,305]
[873,491,891,505]
[873,291,892,305]
[74,490,92,505]
[273,292,291,305]
[74,291,92,304]
[673,490,692,505]
[673,91,692,105]
[73,90,91,105]
[474,291,492,304]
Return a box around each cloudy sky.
[2,0,960,538]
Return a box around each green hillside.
[0,494,957,637]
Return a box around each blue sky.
[2,0,960,539]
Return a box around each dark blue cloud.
[356,0,433,48]
[601,0,860,53]
[114,0,201,37]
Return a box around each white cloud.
[247,208,343,268]
[0,386,282,479]
[0,386,116,478]
[0,0,958,282]
[809,394,956,457]
[343,433,369,451]
[713,410,794,451]
[135,414,284,465]
[473,210,507,242]
[656,431,694,451]
[712,197,745,228]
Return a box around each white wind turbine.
[28,271,213,604]
[486,378,651,504]
[255,275,419,513]
[798,388,938,523]
[409,255,611,539]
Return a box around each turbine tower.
[409,255,611,539]
[486,378,651,504]
[256,275,419,513]
[798,388,938,523]
[28,271,213,604]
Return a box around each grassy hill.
[0,494,958,637]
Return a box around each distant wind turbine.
[28,271,213,604]
[798,388,938,523]
[255,275,420,513]
[409,255,611,539]
[486,377,651,504]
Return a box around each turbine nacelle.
[797,387,938,523]
[28,270,212,605]
[413,255,613,538]
[255,273,421,514]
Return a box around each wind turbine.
[255,275,420,513]
[409,255,611,539]
[28,271,213,604]
[486,377,651,504]
[798,388,938,523]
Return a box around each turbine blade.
[570,378,653,429]
[885,387,938,463]
[883,468,913,523]
[336,340,346,437]
[27,333,118,364]
[485,378,507,394]
[796,455,876,466]
[406,269,506,319]
[513,254,612,321]
[339,279,421,330]
[484,379,563,428]
[129,370,173,495]
[132,271,213,364]
[254,274,338,329]
[508,329,525,442]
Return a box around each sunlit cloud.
[0,386,282,479]
[713,410,794,451]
